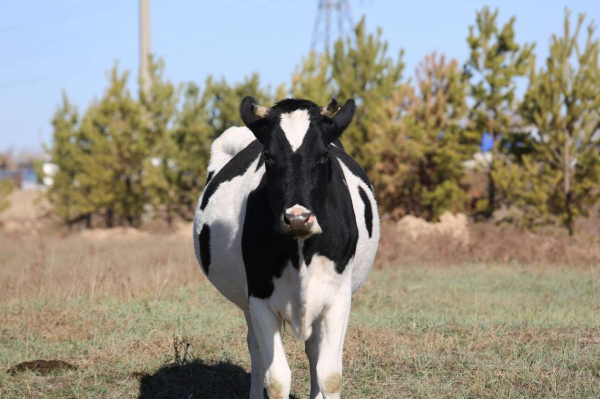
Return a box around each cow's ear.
[325,99,356,143]
[240,96,271,144]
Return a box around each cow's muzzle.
[281,205,322,237]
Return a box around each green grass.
[1,264,599,398]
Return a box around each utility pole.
[139,0,151,98]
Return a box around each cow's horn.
[320,98,339,116]
[251,104,270,118]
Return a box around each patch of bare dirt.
[7,360,77,375]
[394,211,470,245]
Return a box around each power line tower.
[310,0,354,53]
[139,0,151,97]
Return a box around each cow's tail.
[206,126,257,177]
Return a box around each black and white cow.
[193,96,380,399]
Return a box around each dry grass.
[1,230,599,398]
[0,230,198,299]
[376,221,600,268]
[0,190,49,223]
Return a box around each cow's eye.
[317,152,329,165]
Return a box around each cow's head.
[240,96,356,238]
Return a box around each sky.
[1,0,599,153]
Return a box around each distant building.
[0,161,46,190]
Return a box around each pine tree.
[140,56,181,225]
[202,74,273,132]
[492,154,556,229]
[45,92,94,227]
[330,17,405,173]
[519,10,600,235]
[168,82,212,218]
[369,53,478,220]
[290,52,333,105]
[44,60,273,226]
[466,7,535,217]
[78,65,150,227]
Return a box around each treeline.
[45,8,600,235]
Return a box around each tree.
[492,154,556,229]
[45,92,95,227]
[369,53,479,220]
[290,52,333,105]
[140,56,181,225]
[518,10,600,235]
[465,7,535,217]
[77,65,151,227]
[330,17,405,173]
[169,81,212,218]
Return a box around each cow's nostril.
[300,212,312,224]
[283,210,313,230]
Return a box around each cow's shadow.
[137,358,299,399]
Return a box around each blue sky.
[1,0,598,152]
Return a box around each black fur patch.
[302,156,359,274]
[255,153,264,171]
[242,174,299,299]
[205,171,215,186]
[200,140,263,210]
[199,224,211,274]
[272,98,319,114]
[358,186,373,238]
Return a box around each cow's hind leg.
[245,312,266,399]
[314,289,352,399]
[249,297,292,399]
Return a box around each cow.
[193,96,380,399]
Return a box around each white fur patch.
[268,248,349,342]
[279,110,310,152]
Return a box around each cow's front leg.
[245,312,266,399]
[305,318,323,399]
[249,297,291,399]
[315,288,352,399]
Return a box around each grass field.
[1,233,599,398]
